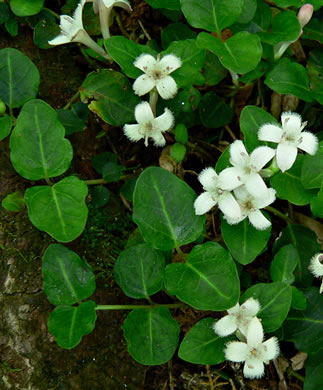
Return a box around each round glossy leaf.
[80,69,140,126]
[10,99,73,180]
[1,190,25,212]
[161,23,196,49]
[48,300,97,349]
[199,91,233,128]
[133,167,205,250]
[0,114,12,140]
[0,2,10,25]
[270,155,317,206]
[283,288,323,353]
[174,123,188,144]
[303,18,323,43]
[221,217,271,265]
[92,152,118,175]
[265,58,314,102]
[242,282,292,332]
[178,318,233,364]
[203,51,227,86]
[33,18,61,49]
[240,106,278,151]
[120,178,137,202]
[123,308,180,365]
[304,349,323,390]
[104,36,157,79]
[56,109,86,135]
[25,176,88,243]
[197,31,262,74]
[180,0,244,32]
[90,185,110,208]
[273,224,321,287]
[291,287,307,310]
[10,0,44,16]
[0,48,40,108]
[164,242,240,310]
[237,0,257,23]
[114,244,165,299]
[170,143,186,162]
[43,244,96,306]
[270,244,298,284]
[301,141,323,189]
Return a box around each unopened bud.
[297,4,314,28]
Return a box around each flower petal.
[250,146,276,171]
[134,54,156,72]
[225,341,249,362]
[230,140,249,167]
[276,142,298,172]
[198,167,218,191]
[105,0,133,11]
[227,302,240,315]
[218,193,242,220]
[247,317,264,348]
[133,75,155,96]
[262,337,280,361]
[243,359,265,379]
[134,101,154,123]
[218,167,242,191]
[245,173,268,199]
[298,131,318,155]
[154,108,174,132]
[233,185,250,202]
[213,315,238,337]
[309,253,323,278]
[159,54,182,74]
[123,124,142,142]
[281,111,302,136]
[253,187,276,209]
[150,132,166,147]
[241,298,261,317]
[258,124,283,143]
[194,192,217,215]
[48,34,71,45]
[248,210,271,230]
[156,76,178,99]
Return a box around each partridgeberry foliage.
[1,0,323,387]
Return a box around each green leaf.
[311,184,323,218]
[242,282,292,332]
[202,51,227,86]
[307,49,323,105]
[304,349,323,390]
[199,91,233,128]
[56,109,86,135]
[283,288,323,353]
[164,242,240,310]
[33,18,61,49]
[102,162,123,183]
[114,244,165,299]
[170,143,186,162]
[104,37,157,79]
[301,141,323,189]
[272,0,322,10]
[25,176,88,243]
[197,31,262,74]
[178,318,233,364]
[5,14,18,37]
[244,0,272,33]
[265,58,314,102]
[92,152,118,174]
[180,0,244,32]
[0,48,40,108]
[303,18,323,44]
[237,0,257,24]
[161,23,196,49]
[48,300,97,349]
[0,2,10,25]
[221,218,271,265]
[10,99,73,180]
[0,114,12,140]
[10,0,44,16]
[90,186,110,208]
[80,69,140,126]
[120,178,137,202]
[270,244,298,284]
[291,286,307,310]
[145,0,181,10]
[42,244,95,306]
[133,167,205,250]
[273,225,321,287]
[258,11,301,45]
[270,155,317,206]
[174,123,188,144]
[162,39,206,88]
[239,60,268,84]
[1,190,25,212]
[240,106,278,151]
[123,307,180,365]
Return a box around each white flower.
[224,186,276,230]
[194,167,241,219]
[309,253,323,293]
[49,0,109,58]
[225,317,279,379]
[123,102,174,147]
[220,141,275,199]
[87,0,132,39]
[258,112,318,172]
[213,298,261,337]
[133,54,182,99]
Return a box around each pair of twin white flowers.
[194,112,318,230]
[214,298,279,379]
